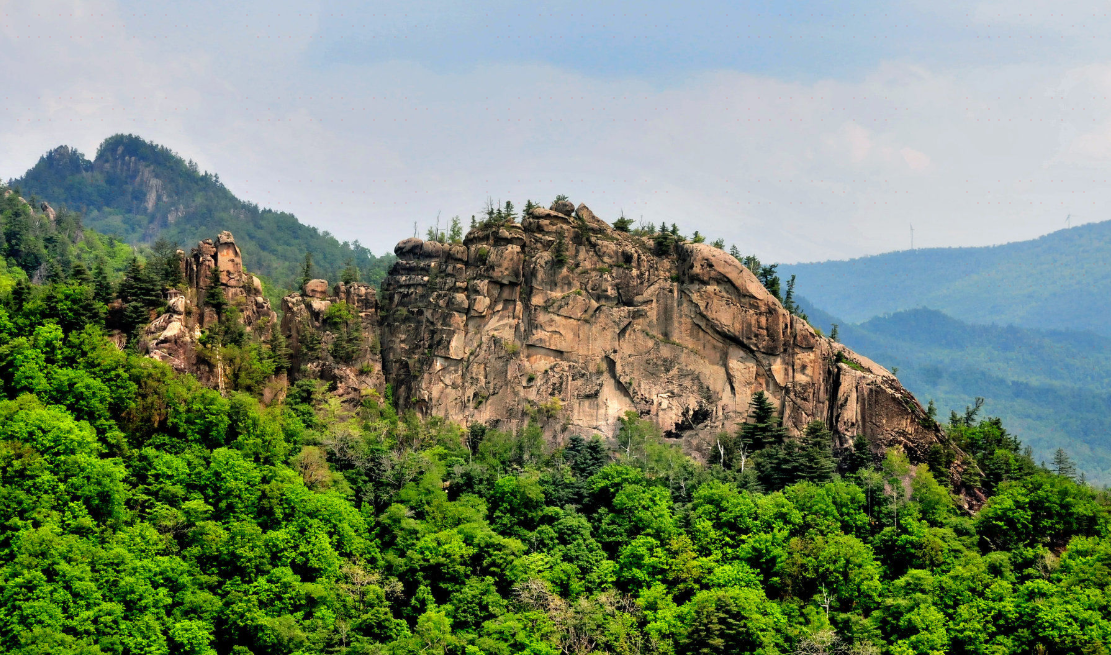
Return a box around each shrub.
[540,396,562,418]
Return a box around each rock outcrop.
[144,231,277,378]
[138,204,968,491]
[280,280,385,400]
[378,201,962,483]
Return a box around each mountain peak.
[14,134,395,289]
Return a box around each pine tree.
[267,327,292,372]
[93,261,114,304]
[151,237,183,289]
[45,258,66,284]
[552,233,568,267]
[448,216,463,244]
[758,264,781,301]
[830,323,839,341]
[121,302,151,347]
[300,252,314,291]
[798,421,836,483]
[11,278,32,311]
[1052,448,1078,480]
[205,268,228,318]
[341,260,360,285]
[739,391,787,450]
[70,261,94,286]
[783,275,797,313]
[119,258,161,308]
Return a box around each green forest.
[12,135,395,293]
[797,299,1111,486]
[1,185,1110,654]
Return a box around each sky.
[4,0,1111,262]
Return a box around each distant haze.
[6,1,1111,261]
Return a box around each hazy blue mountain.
[802,298,1111,484]
[781,222,1111,335]
[11,134,395,290]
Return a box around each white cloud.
[3,1,1111,263]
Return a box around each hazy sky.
[4,0,1111,262]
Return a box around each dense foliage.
[12,136,395,292]
[2,264,1110,654]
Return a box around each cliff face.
[280,280,385,400]
[144,231,277,381]
[141,207,964,487]
[378,202,952,473]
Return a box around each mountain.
[372,203,953,473]
[11,134,395,290]
[141,202,967,495]
[801,299,1111,484]
[4,191,1107,654]
[780,221,1111,335]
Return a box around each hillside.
[1,191,1108,653]
[11,134,395,290]
[780,221,1111,335]
[802,299,1111,484]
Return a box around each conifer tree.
[1052,448,1078,480]
[448,216,463,244]
[799,420,836,483]
[267,327,292,372]
[739,391,787,449]
[300,252,314,290]
[119,258,162,308]
[70,260,93,286]
[341,260,360,285]
[204,268,228,318]
[613,213,634,232]
[93,261,114,304]
[151,237,183,289]
[552,233,568,267]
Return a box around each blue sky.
[4,0,1111,262]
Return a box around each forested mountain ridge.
[11,134,395,291]
[779,221,1111,335]
[800,299,1111,485]
[0,191,1109,654]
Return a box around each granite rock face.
[143,232,277,381]
[280,281,385,401]
[138,207,969,492]
[377,203,963,484]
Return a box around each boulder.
[304,279,330,299]
[550,199,575,216]
[395,237,424,257]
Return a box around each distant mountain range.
[797,300,1111,485]
[10,134,395,290]
[780,222,1111,336]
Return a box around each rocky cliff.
[378,201,960,480]
[144,231,277,384]
[280,279,385,400]
[142,205,967,488]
